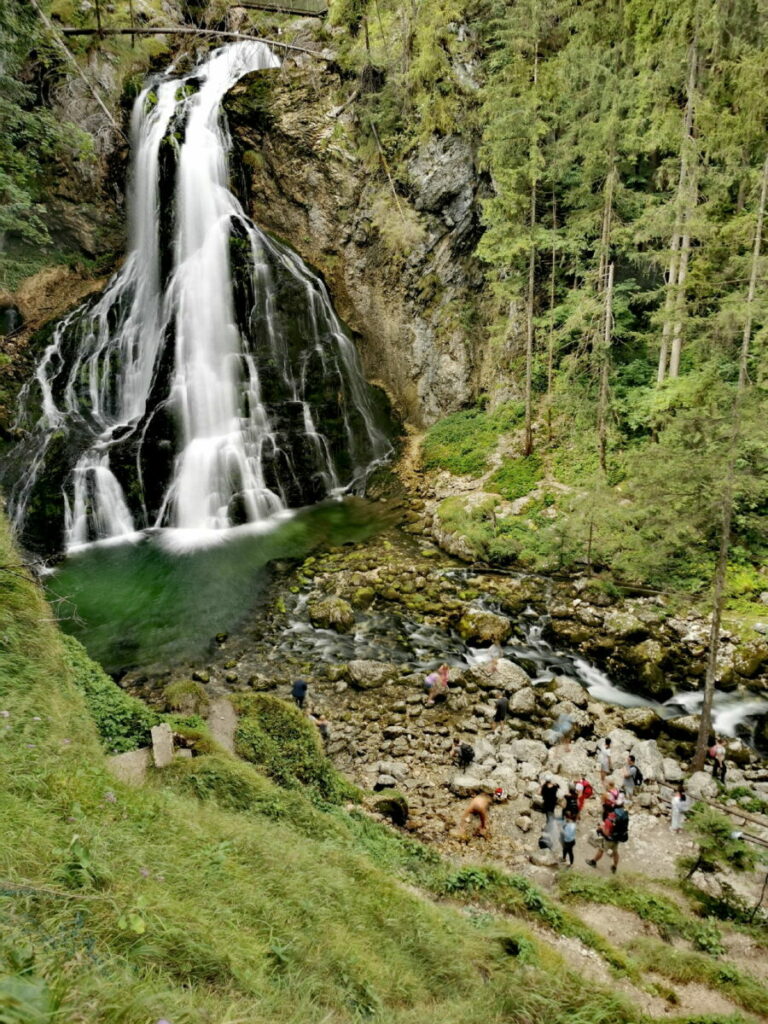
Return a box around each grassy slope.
[0,514,642,1024]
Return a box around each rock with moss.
[308,595,356,633]
[373,790,409,827]
[163,679,210,716]
[457,608,512,646]
[733,641,768,679]
[348,660,399,690]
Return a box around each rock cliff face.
[225,48,489,426]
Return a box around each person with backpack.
[540,775,560,824]
[493,691,510,730]
[575,777,594,815]
[291,678,308,709]
[587,804,629,873]
[601,780,623,820]
[622,754,643,799]
[710,737,727,783]
[452,737,475,771]
[563,783,580,820]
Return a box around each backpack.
[611,806,630,843]
[564,794,579,818]
[580,779,594,800]
[631,764,644,786]
[459,742,475,765]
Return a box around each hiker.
[563,783,580,820]
[493,691,510,729]
[601,780,623,820]
[291,678,308,709]
[424,670,439,698]
[622,754,643,799]
[575,777,594,815]
[452,737,475,771]
[309,710,330,744]
[462,793,493,838]
[552,712,574,748]
[587,804,629,873]
[561,812,577,867]
[710,737,727,783]
[540,774,560,824]
[598,737,612,784]
[427,663,450,705]
[670,784,691,833]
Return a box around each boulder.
[473,737,496,760]
[495,659,532,693]
[619,706,663,736]
[603,609,648,640]
[686,770,718,801]
[348,660,398,690]
[490,765,517,791]
[529,848,559,867]
[457,608,513,646]
[662,758,685,784]
[508,738,548,765]
[375,760,407,781]
[663,714,700,739]
[375,774,398,790]
[448,774,485,797]
[308,596,355,633]
[150,723,174,768]
[373,791,409,827]
[552,676,588,709]
[630,739,665,783]
[733,641,768,679]
[516,815,533,833]
[547,745,594,780]
[511,687,536,715]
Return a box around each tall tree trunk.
[598,262,614,474]
[692,153,767,771]
[547,189,557,440]
[524,182,536,456]
[659,40,698,383]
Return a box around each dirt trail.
[208,696,237,754]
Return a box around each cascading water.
[6,42,390,554]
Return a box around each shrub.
[163,679,209,716]
[422,402,524,476]
[61,634,159,753]
[486,454,544,501]
[233,694,357,804]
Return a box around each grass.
[630,937,768,1019]
[421,402,524,476]
[486,454,544,501]
[0,513,647,1023]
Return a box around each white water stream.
[10,42,390,551]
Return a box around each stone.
[685,770,718,801]
[473,737,495,761]
[552,676,588,708]
[376,760,407,780]
[511,687,536,715]
[494,659,532,693]
[509,738,548,765]
[150,723,174,768]
[529,848,559,867]
[348,660,398,690]
[175,748,193,759]
[662,757,685,783]
[547,745,594,780]
[108,747,151,786]
[490,765,517,791]
[373,791,409,826]
[619,706,662,736]
[664,714,700,738]
[375,774,398,790]
[192,669,210,684]
[631,739,665,782]
[457,608,513,646]
[516,815,532,832]
[516,761,540,781]
[308,595,356,633]
[448,774,485,797]
[603,609,647,640]
[733,641,768,679]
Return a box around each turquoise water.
[46,499,387,672]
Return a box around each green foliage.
[0,973,58,1024]
[162,678,209,715]
[726,787,768,817]
[60,634,159,753]
[681,804,759,879]
[233,693,357,804]
[486,455,543,501]
[421,402,524,476]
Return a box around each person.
[427,664,450,705]
[561,813,577,867]
[424,671,439,698]
[462,793,493,838]
[540,775,560,824]
[598,737,612,784]
[552,712,574,748]
[291,678,308,709]
[493,786,508,803]
[622,754,642,799]
[670,784,691,833]
[587,804,629,873]
[493,691,510,729]
[563,783,580,820]
[601,780,623,820]
[309,709,330,744]
[575,777,594,815]
[711,737,727,783]
[452,737,475,770]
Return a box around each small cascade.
[7,41,390,554]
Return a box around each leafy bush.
[441,866,494,894]
[486,454,543,501]
[422,402,524,476]
[233,694,357,804]
[163,679,209,715]
[61,634,159,753]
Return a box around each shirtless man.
[461,793,493,838]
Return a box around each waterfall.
[7,41,391,554]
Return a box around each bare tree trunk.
[598,262,614,474]
[692,152,767,771]
[659,40,697,383]
[547,190,557,440]
[524,182,536,457]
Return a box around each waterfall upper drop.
[7,42,391,554]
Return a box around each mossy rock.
[373,790,409,827]
[308,595,356,633]
[163,679,210,716]
[457,608,513,646]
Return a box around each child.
[561,814,577,867]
